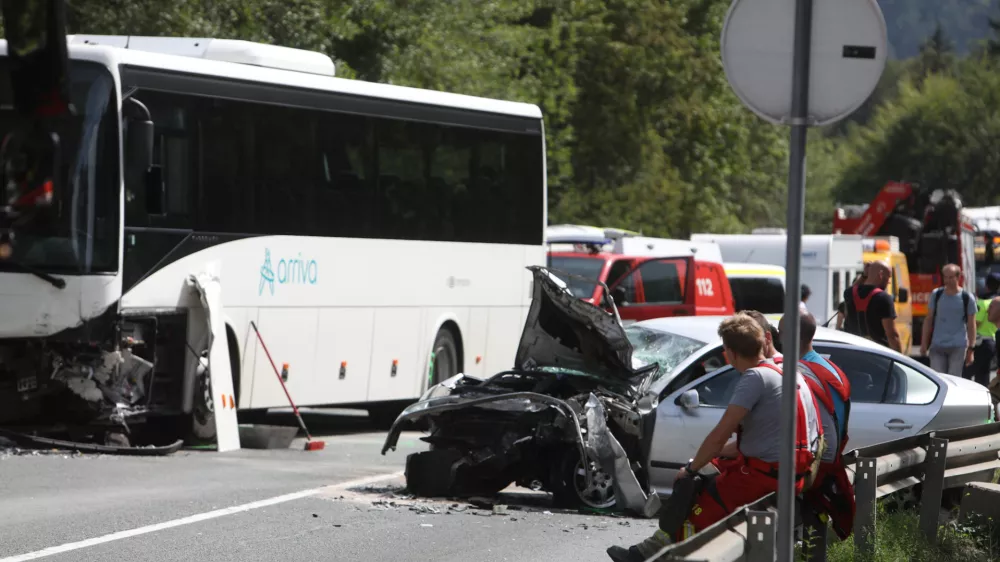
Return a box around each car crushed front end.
[381,266,661,514]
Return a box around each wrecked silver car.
[382,266,669,514]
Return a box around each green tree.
[913,22,957,80]
[831,63,1000,206]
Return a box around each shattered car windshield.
[626,326,706,384]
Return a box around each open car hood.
[515,266,650,383]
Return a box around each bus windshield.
[0,60,119,274]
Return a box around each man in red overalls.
[607,312,824,562]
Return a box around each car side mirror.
[898,287,909,303]
[679,389,699,410]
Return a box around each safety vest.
[775,355,852,459]
[976,297,998,339]
[848,285,884,341]
[737,361,825,489]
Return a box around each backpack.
[775,356,851,457]
[800,359,852,457]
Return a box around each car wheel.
[551,448,617,510]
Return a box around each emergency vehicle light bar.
[545,234,612,246]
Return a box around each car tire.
[550,447,617,511]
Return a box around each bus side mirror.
[126,118,154,176]
[144,165,165,215]
[898,287,909,303]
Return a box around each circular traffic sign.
[721,0,888,126]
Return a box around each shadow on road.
[239,407,393,437]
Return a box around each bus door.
[604,256,696,324]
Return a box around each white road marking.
[0,471,403,562]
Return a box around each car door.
[814,343,942,448]
[608,256,695,324]
[694,261,735,316]
[646,345,733,495]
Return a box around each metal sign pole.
[776,0,814,560]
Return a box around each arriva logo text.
[259,248,319,296]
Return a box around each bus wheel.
[190,351,216,443]
[430,328,459,387]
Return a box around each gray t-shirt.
[728,365,784,462]
[929,288,977,349]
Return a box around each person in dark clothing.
[836,270,867,330]
[842,260,901,352]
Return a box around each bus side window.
[316,112,373,238]
[124,89,195,230]
[198,98,254,234]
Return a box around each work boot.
[606,529,672,562]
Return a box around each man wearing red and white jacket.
[775,312,856,541]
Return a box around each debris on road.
[0,428,183,456]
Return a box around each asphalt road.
[0,410,653,562]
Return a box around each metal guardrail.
[643,421,1000,562]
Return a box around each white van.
[724,263,786,319]
[691,233,865,324]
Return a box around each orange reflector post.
[392,359,399,366]
[476,355,482,364]
[341,361,347,368]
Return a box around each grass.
[796,502,999,562]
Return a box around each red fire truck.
[833,182,977,355]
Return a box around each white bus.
[0,36,546,442]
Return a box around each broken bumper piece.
[0,428,183,456]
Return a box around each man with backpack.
[842,260,901,352]
[921,264,978,377]
[777,312,856,541]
